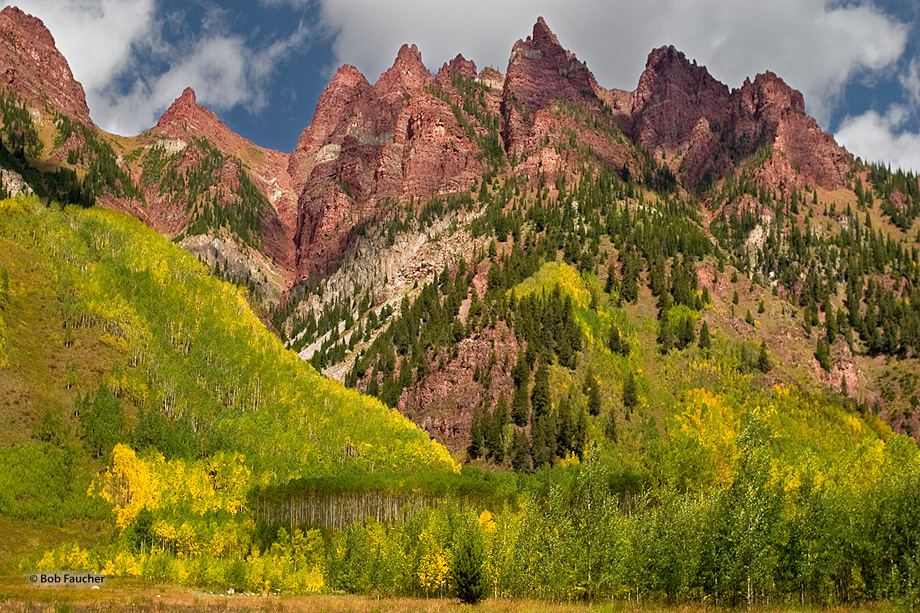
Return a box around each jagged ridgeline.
[0,195,457,511]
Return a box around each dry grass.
[0,583,903,613]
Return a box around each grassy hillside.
[0,195,457,579]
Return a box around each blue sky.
[4,0,920,171]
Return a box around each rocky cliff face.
[0,7,858,293]
[148,87,298,276]
[630,45,852,191]
[501,18,603,155]
[0,6,91,123]
[289,46,490,280]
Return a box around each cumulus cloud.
[96,21,311,135]
[8,0,157,93]
[316,0,907,129]
[2,0,311,136]
[836,105,920,173]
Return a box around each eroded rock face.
[630,47,852,191]
[436,54,478,81]
[0,6,91,122]
[148,88,298,277]
[290,47,487,280]
[501,16,602,158]
[733,73,851,191]
[631,45,731,152]
[0,7,858,295]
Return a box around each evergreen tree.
[658,318,674,354]
[453,531,487,605]
[825,306,838,343]
[584,367,602,416]
[467,407,484,460]
[745,310,755,327]
[511,379,530,427]
[815,337,832,371]
[511,429,531,473]
[484,405,503,463]
[623,370,638,410]
[757,341,772,373]
[531,413,557,468]
[677,316,696,349]
[699,320,712,351]
[607,324,629,355]
[531,362,550,420]
[557,395,575,457]
[605,407,618,442]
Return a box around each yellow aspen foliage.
[478,510,497,534]
[417,521,450,596]
[0,195,34,214]
[101,551,143,577]
[767,459,803,501]
[418,551,450,595]
[36,543,93,571]
[674,389,739,487]
[94,444,163,528]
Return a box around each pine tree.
[467,407,484,460]
[511,380,529,427]
[607,324,629,355]
[584,368,602,416]
[757,341,772,373]
[623,370,638,409]
[658,318,674,354]
[677,316,696,349]
[511,429,531,473]
[699,320,711,351]
[815,337,832,371]
[557,395,575,457]
[531,362,550,419]
[453,532,487,605]
[484,406,503,463]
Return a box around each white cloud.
[2,0,311,136]
[315,0,908,130]
[97,22,311,136]
[899,58,920,106]
[836,105,920,173]
[8,0,157,93]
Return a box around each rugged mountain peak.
[631,45,731,150]
[436,54,477,81]
[732,71,850,190]
[531,15,561,50]
[737,71,805,118]
[375,43,433,105]
[330,63,371,90]
[502,17,600,156]
[155,86,224,139]
[0,6,91,121]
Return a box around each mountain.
[1,6,920,456]
[5,6,920,607]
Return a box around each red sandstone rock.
[501,16,603,158]
[630,47,851,191]
[290,47,485,279]
[436,54,478,81]
[0,6,91,122]
[148,87,299,275]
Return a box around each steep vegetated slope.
[3,5,920,606]
[0,193,456,512]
